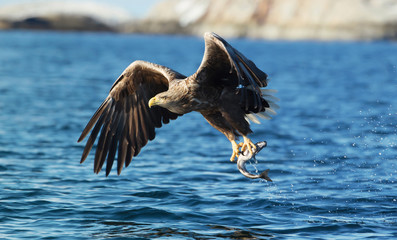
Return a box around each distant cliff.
[1,15,114,32]
[2,0,397,41]
[123,0,397,41]
[0,1,131,32]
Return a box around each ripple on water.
[0,31,396,240]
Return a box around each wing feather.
[80,99,112,163]
[115,113,127,175]
[105,110,124,176]
[196,32,272,114]
[78,60,185,175]
[78,98,111,143]
[94,111,112,173]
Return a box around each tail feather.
[245,87,279,124]
[261,89,278,94]
[268,101,280,110]
[265,107,277,116]
[257,112,272,120]
[245,113,261,124]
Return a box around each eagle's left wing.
[78,61,185,176]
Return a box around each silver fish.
[236,141,272,181]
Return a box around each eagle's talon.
[241,136,256,156]
[230,152,238,162]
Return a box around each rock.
[124,0,397,41]
[0,19,11,29]
[0,1,132,32]
[10,15,114,32]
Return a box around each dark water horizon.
[0,30,396,239]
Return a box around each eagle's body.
[78,32,278,176]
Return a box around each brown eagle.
[78,32,278,176]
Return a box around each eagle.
[78,32,278,176]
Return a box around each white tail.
[245,88,279,124]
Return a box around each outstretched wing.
[196,32,270,114]
[78,60,185,176]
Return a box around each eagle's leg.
[201,111,243,162]
[241,135,257,156]
[230,140,240,162]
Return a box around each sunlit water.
[0,31,396,239]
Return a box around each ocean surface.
[0,30,396,239]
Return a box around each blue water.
[0,30,396,239]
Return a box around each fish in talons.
[236,141,272,181]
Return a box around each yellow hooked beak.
[148,97,159,108]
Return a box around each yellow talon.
[241,136,256,156]
[230,137,256,161]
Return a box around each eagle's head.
[148,79,192,114]
[148,92,171,108]
[148,91,187,114]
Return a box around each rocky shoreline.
[0,15,113,32]
[1,0,397,41]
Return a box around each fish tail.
[260,169,272,182]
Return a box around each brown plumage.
[78,32,278,176]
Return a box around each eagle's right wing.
[78,61,185,176]
[195,32,272,114]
